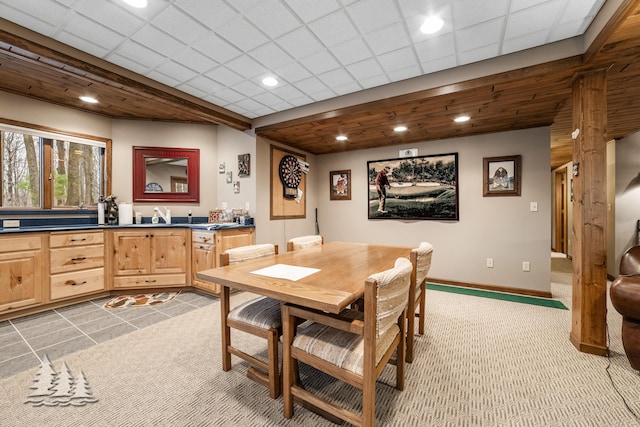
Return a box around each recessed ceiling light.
[79,96,98,104]
[262,76,278,87]
[394,125,408,132]
[454,115,470,123]
[122,0,147,8]
[420,16,444,34]
[336,135,348,141]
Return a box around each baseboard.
[428,277,553,299]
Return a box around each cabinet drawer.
[50,245,104,274]
[0,235,42,253]
[192,230,214,244]
[113,273,186,289]
[50,268,105,300]
[50,231,104,248]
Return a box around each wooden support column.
[570,69,608,356]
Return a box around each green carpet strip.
[427,283,568,310]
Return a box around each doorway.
[554,169,568,254]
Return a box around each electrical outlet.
[486,258,494,268]
[3,219,20,228]
[530,202,538,212]
[522,261,531,272]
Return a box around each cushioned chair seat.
[228,297,282,329]
[293,316,399,376]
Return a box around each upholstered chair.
[282,257,413,427]
[220,243,282,398]
[407,242,434,363]
[286,235,323,251]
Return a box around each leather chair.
[220,243,282,398]
[610,246,640,370]
[286,235,323,251]
[282,257,413,426]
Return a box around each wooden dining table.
[196,241,411,367]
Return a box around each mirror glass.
[133,146,199,203]
[144,157,188,193]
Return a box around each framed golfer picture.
[367,152,459,220]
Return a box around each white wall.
[110,120,218,218]
[215,126,257,216]
[0,91,111,139]
[615,131,640,274]
[256,127,552,293]
[254,137,319,251]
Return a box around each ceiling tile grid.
[0,0,606,119]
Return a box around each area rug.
[427,283,568,310]
[103,292,178,308]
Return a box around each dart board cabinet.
[270,145,306,219]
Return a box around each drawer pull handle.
[145,279,157,283]
[70,238,87,242]
[65,280,87,286]
[71,257,87,262]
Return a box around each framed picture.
[330,170,351,200]
[238,153,250,177]
[208,209,225,223]
[483,155,522,197]
[367,153,459,220]
[226,171,232,183]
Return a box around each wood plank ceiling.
[1,1,640,171]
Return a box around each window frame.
[0,118,112,210]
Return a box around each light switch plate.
[530,202,538,212]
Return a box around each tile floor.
[0,292,216,380]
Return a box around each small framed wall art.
[329,170,351,200]
[238,153,250,177]
[483,155,522,197]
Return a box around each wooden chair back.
[286,235,323,252]
[220,243,278,266]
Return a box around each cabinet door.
[0,250,43,312]
[214,229,255,267]
[150,230,186,274]
[192,242,220,294]
[113,231,151,275]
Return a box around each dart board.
[279,155,302,198]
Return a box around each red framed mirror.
[132,146,200,203]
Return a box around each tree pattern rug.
[103,292,178,308]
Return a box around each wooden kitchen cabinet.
[112,228,188,289]
[49,230,105,301]
[0,234,44,314]
[191,227,254,295]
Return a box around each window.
[0,122,110,209]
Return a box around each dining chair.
[407,242,434,363]
[282,257,413,427]
[220,243,282,398]
[286,234,323,251]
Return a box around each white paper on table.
[250,264,320,281]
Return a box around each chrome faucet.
[154,206,171,224]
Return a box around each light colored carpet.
[1,270,639,426]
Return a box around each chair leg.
[282,306,295,419]
[267,329,281,399]
[221,286,232,371]
[418,282,426,335]
[397,312,406,391]
[406,298,416,363]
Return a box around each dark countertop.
[0,223,254,234]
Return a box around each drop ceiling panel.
[0,0,607,119]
